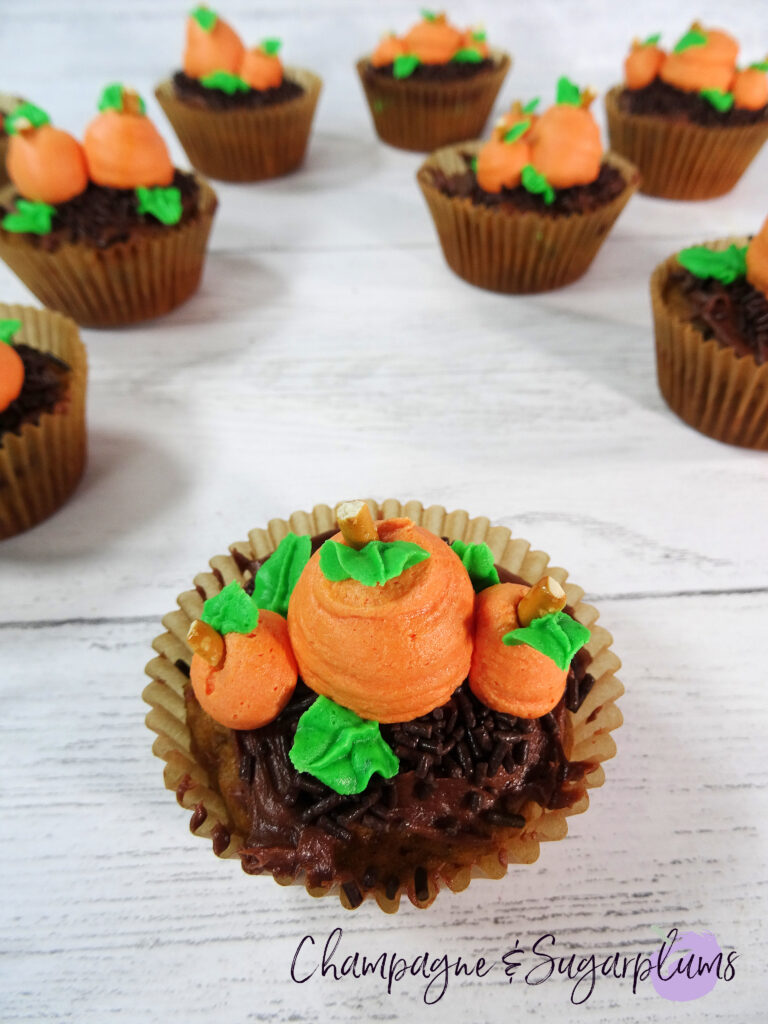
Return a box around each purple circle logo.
[650,929,722,1002]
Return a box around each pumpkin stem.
[517,576,567,627]
[122,88,144,117]
[335,500,378,550]
[187,619,225,667]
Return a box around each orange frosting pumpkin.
[460,28,489,59]
[733,67,768,111]
[493,101,539,140]
[190,610,298,730]
[0,343,25,412]
[240,45,283,90]
[402,13,463,65]
[287,518,475,723]
[83,89,174,190]
[184,8,245,78]
[7,122,88,205]
[624,40,665,90]
[661,26,739,94]
[371,33,406,67]
[746,216,768,299]
[476,137,531,192]
[469,583,567,718]
[528,102,602,189]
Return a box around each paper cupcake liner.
[155,69,322,182]
[605,86,768,201]
[144,501,623,912]
[0,178,217,328]
[0,302,86,539]
[417,145,639,293]
[651,242,768,449]
[356,51,511,152]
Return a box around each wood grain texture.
[1,1,767,1021]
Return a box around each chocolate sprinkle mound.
[172,71,304,111]
[619,78,768,127]
[0,344,69,439]
[672,268,768,365]
[366,57,496,83]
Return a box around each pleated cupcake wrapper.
[651,242,768,449]
[0,178,217,329]
[143,500,623,912]
[356,51,511,152]
[156,69,322,182]
[417,144,639,293]
[0,302,86,539]
[605,86,768,201]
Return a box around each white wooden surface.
[1,1,767,1021]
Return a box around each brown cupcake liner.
[605,86,768,201]
[0,178,217,328]
[651,241,768,449]
[417,145,639,293]
[155,69,322,182]
[0,302,86,539]
[143,500,623,912]
[356,51,511,152]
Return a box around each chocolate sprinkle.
[0,344,69,440]
[619,78,768,127]
[366,58,496,83]
[672,268,768,365]
[172,71,304,111]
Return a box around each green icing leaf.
[319,539,430,587]
[470,155,478,173]
[98,83,146,114]
[643,32,662,46]
[135,186,182,226]
[451,540,499,591]
[252,533,311,617]
[556,75,582,106]
[420,8,437,21]
[0,319,21,345]
[4,102,50,135]
[521,164,555,205]
[471,29,487,42]
[393,53,420,78]
[191,5,218,32]
[503,118,531,143]
[522,97,540,113]
[453,48,484,63]
[201,581,258,636]
[701,88,734,112]
[749,61,768,72]
[677,244,747,284]
[503,610,590,671]
[2,200,56,235]
[261,37,282,55]
[289,696,399,795]
[200,70,250,94]
[673,28,707,54]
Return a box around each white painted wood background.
[1,1,766,1021]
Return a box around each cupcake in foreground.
[651,221,768,448]
[606,24,768,199]
[417,77,640,293]
[0,90,217,328]
[0,303,86,539]
[357,10,510,151]
[156,6,322,181]
[144,499,623,911]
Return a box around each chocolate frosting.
[620,78,768,127]
[172,71,304,111]
[366,58,496,83]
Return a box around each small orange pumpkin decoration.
[624,37,665,90]
[476,117,532,192]
[401,11,463,65]
[371,33,406,68]
[732,65,768,111]
[460,26,489,59]
[746,216,768,299]
[0,321,25,413]
[528,81,602,189]
[493,100,539,140]
[661,25,738,94]
[5,104,88,205]
[184,5,245,78]
[240,39,283,90]
[83,84,174,190]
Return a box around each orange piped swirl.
[184,11,245,78]
[528,103,602,189]
[746,216,768,300]
[402,14,464,65]
[469,583,567,718]
[287,518,475,723]
[7,124,88,205]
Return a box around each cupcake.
[155,6,322,182]
[0,302,86,539]
[606,24,768,199]
[144,499,623,911]
[651,221,768,448]
[0,92,26,190]
[417,77,640,293]
[0,89,217,328]
[357,11,511,151]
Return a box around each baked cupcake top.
[368,9,496,80]
[0,88,200,250]
[619,23,768,125]
[0,317,70,437]
[184,500,591,797]
[171,5,305,110]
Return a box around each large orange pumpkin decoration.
[183,5,245,78]
[83,84,174,190]
[661,25,739,94]
[5,104,88,205]
[401,11,463,64]
[527,79,602,189]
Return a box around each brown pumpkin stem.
[122,88,144,116]
[335,499,378,549]
[13,116,36,137]
[187,619,225,667]
[580,87,597,109]
[517,575,567,627]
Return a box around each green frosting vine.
[191,5,218,32]
[700,88,734,112]
[4,102,50,135]
[200,70,250,94]
[643,32,662,46]
[673,28,707,54]
[2,200,56,235]
[136,186,183,226]
[319,539,430,586]
[451,540,499,591]
[289,696,399,795]
[556,75,582,106]
[252,532,311,617]
[521,164,555,205]
[393,53,420,79]
[201,581,258,636]
[98,83,146,114]
[0,319,21,345]
[503,610,590,671]
[453,48,484,63]
[261,37,282,55]
[503,119,531,144]
[677,244,747,284]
